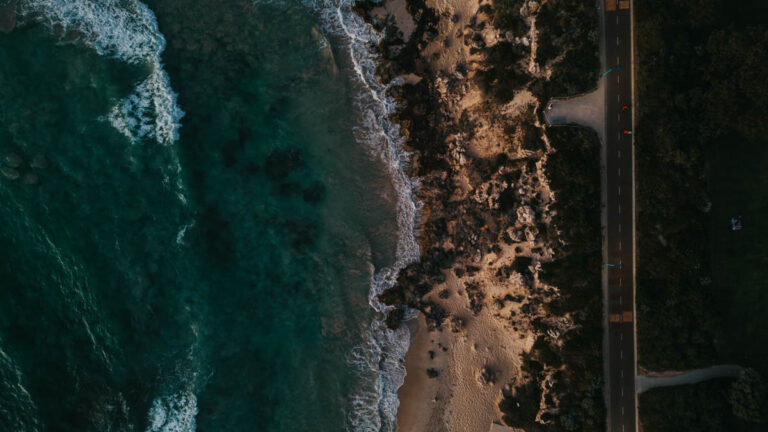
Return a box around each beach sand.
[396,242,556,432]
[397,270,535,432]
[363,0,573,430]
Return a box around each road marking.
[620,295,623,304]
[616,16,619,24]
[619,240,622,251]
[618,167,621,176]
[618,187,621,196]
[619,223,622,233]
[618,149,621,158]
[620,333,623,341]
[621,385,624,395]
[621,369,624,378]
[616,56,620,64]
[619,277,622,286]
[622,407,625,416]
[618,75,620,84]
[619,204,622,213]
[617,36,620,46]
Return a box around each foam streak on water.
[145,391,198,432]
[294,1,421,430]
[18,0,184,146]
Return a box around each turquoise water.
[0,1,416,431]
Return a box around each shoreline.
[357,0,605,430]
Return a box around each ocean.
[0,1,418,431]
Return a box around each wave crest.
[19,0,184,145]
[146,391,198,432]
[301,1,422,430]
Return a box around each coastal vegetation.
[481,0,599,102]
[635,0,768,427]
[487,1,604,430]
[358,0,605,428]
[639,380,739,431]
[501,127,605,432]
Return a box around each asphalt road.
[603,2,637,432]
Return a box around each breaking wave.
[251,0,422,430]
[145,391,198,432]
[18,0,184,145]
[317,3,420,431]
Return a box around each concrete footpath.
[636,365,744,393]
[543,80,606,143]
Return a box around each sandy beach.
[358,0,606,430]
[397,264,538,432]
[368,0,560,430]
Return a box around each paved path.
[636,365,744,393]
[544,81,605,142]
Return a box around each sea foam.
[145,391,198,432]
[255,0,422,430]
[18,0,184,145]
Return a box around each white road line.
[621,369,624,378]
[620,333,623,341]
[621,384,624,393]
[617,36,620,46]
[620,295,623,304]
[619,277,622,286]
[618,187,621,196]
[622,407,625,416]
[618,75,621,84]
[619,167,621,176]
[619,223,622,233]
[616,56,620,64]
[619,241,622,251]
[618,149,621,158]
[619,204,622,213]
[616,16,619,24]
